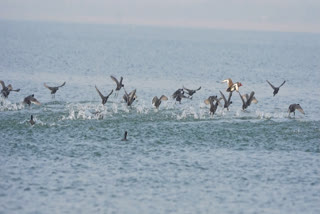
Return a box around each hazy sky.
[0,0,319,32]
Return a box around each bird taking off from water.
[152,95,168,109]
[204,96,221,115]
[183,86,201,96]
[219,90,233,111]
[44,82,66,98]
[0,80,20,98]
[123,88,137,106]
[95,86,113,105]
[238,91,257,110]
[288,104,305,116]
[23,94,41,106]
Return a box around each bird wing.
[204,99,211,105]
[295,105,305,114]
[241,94,248,102]
[183,86,192,94]
[95,86,105,100]
[238,92,246,105]
[0,80,5,90]
[279,80,286,88]
[180,94,189,99]
[59,82,66,88]
[219,90,227,103]
[227,92,233,103]
[152,96,158,105]
[172,89,181,98]
[30,97,41,105]
[128,89,136,104]
[160,95,168,101]
[110,76,120,86]
[247,91,255,104]
[44,83,54,91]
[107,89,113,97]
[266,80,276,89]
[222,78,233,87]
[196,86,201,91]
[251,96,258,104]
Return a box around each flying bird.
[44,82,66,98]
[266,80,286,96]
[152,95,168,109]
[0,80,20,98]
[110,75,124,91]
[95,86,113,105]
[288,104,305,116]
[222,78,242,92]
[183,86,201,96]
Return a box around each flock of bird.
[1,76,305,140]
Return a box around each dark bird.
[222,78,242,92]
[110,75,124,91]
[29,115,35,125]
[44,82,66,98]
[266,80,286,96]
[288,104,305,116]
[183,86,201,96]
[123,88,137,106]
[204,96,221,115]
[219,90,233,111]
[172,88,184,99]
[152,95,168,109]
[172,88,190,104]
[238,91,256,110]
[95,86,113,105]
[23,94,41,106]
[0,80,20,98]
[121,131,128,141]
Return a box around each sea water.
[0,20,320,213]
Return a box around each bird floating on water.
[29,115,35,125]
[121,131,128,141]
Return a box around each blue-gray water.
[1,20,320,213]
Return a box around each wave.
[54,100,309,122]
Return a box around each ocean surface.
[0,20,320,213]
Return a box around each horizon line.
[1,17,319,34]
